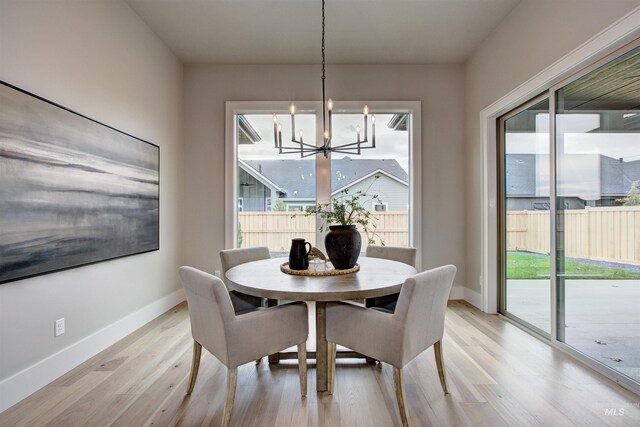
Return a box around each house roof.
[238,115,261,145]
[387,114,408,131]
[242,157,408,200]
[238,159,282,192]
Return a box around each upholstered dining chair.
[364,245,417,312]
[179,266,308,427]
[220,246,271,313]
[326,265,456,427]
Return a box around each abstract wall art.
[0,81,159,284]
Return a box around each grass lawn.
[506,252,640,280]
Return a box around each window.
[226,101,421,264]
[372,202,388,212]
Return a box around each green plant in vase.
[303,176,384,269]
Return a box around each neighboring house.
[506,153,640,210]
[238,157,409,212]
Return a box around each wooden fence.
[240,207,639,265]
[506,206,640,265]
[238,212,409,253]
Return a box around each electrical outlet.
[54,318,65,337]
[214,270,221,278]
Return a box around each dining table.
[225,256,417,392]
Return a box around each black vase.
[324,225,361,270]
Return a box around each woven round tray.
[280,262,360,276]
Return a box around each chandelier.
[272,0,376,158]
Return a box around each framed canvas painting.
[0,81,159,284]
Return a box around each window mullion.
[315,104,330,252]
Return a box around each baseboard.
[464,287,482,309]
[449,285,464,300]
[0,288,185,413]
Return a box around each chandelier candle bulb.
[290,104,295,140]
[273,114,278,148]
[356,125,360,142]
[372,115,376,147]
[328,99,333,142]
[300,130,304,155]
[364,113,368,141]
[278,123,283,150]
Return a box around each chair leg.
[297,342,307,397]
[267,299,281,364]
[327,341,337,395]
[222,367,237,427]
[434,340,449,395]
[393,367,409,427]
[186,340,202,395]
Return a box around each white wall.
[183,64,466,292]
[463,0,640,299]
[0,0,184,410]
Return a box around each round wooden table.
[225,256,417,392]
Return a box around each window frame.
[225,100,422,268]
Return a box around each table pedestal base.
[266,301,374,392]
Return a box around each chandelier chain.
[321,0,326,143]
[322,0,325,81]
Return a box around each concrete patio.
[507,279,640,382]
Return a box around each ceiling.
[126,0,521,64]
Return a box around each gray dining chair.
[179,266,308,427]
[220,246,271,313]
[364,245,417,312]
[326,265,456,427]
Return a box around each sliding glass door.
[499,41,640,389]
[499,97,551,335]
[555,45,640,384]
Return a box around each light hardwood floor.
[1,301,639,426]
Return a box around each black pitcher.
[289,238,312,270]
